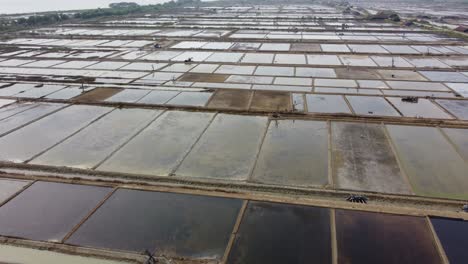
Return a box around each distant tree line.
[1,0,200,31]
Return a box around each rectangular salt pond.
[0,99,14,108]
[190,64,219,73]
[0,244,132,264]
[346,96,400,116]
[137,90,180,104]
[331,122,411,194]
[0,102,37,120]
[46,87,87,100]
[205,52,244,63]
[67,189,242,259]
[98,111,213,176]
[441,128,468,162]
[105,89,150,103]
[255,66,294,76]
[371,56,413,68]
[208,90,252,110]
[430,217,468,264]
[386,81,449,91]
[31,108,160,169]
[119,62,168,71]
[259,43,290,51]
[241,53,274,64]
[0,182,111,242]
[336,210,441,264]
[339,55,377,67]
[321,44,350,52]
[176,114,268,181]
[0,83,37,97]
[386,125,468,199]
[166,92,212,106]
[387,97,453,119]
[273,54,306,64]
[0,179,30,204]
[0,105,111,163]
[306,94,351,114]
[252,120,328,187]
[306,55,342,65]
[436,100,468,120]
[419,71,468,83]
[52,60,99,69]
[15,85,66,99]
[0,103,65,136]
[296,67,337,78]
[227,202,331,264]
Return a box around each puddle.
[105,89,150,103]
[430,217,468,264]
[436,100,468,120]
[208,90,252,110]
[137,90,180,104]
[252,120,328,187]
[386,125,468,199]
[32,108,159,169]
[67,189,242,259]
[0,181,111,242]
[98,111,213,176]
[0,244,132,264]
[166,92,212,107]
[332,122,411,194]
[250,91,291,111]
[335,68,380,80]
[347,96,400,116]
[442,128,468,162]
[179,73,229,83]
[73,88,123,102]
[336,210,441,264]
[176,114,267,181]
[387,97,452,119]
[306,94,351,114]
[227,201,331,264]
[0,103,65,136]
[0,179,29,204]
[0,105,111,162]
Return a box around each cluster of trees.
[2,0,200,30]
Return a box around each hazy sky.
[0,0,169,14]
